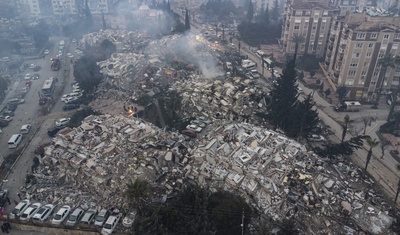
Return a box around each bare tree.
[362,117,371,135]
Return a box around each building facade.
[281,0,337,58]
[325,10,400,99]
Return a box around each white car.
[66,208,84,226]
[56,117,71,127]
[101,214,121,235]
[186,124,202,133]
[24,73,32,80]
[122,211,137,228]
[64,96,78,104]
[309,134,326,142]
[95,209,110,227]
[1,57,11,62]
[20,124,31,134]
[44,49,50,55]
[67,53,74,58]
[20,202,41,222]
[10,199,31,219]
[61,94,73,102]
[51,205,71,225]
[32,204,55,223]
[29,64,36,69]
[297,87,304,94]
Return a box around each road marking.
[366,122,379,135]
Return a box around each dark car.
[0,120,8,127]
[63,104,80,111]
[181,129,197,138]
[7,104,17,111]
[33,65,41,71]
[32,74,40,80]
[47,126,64,137]
[1,110,14,116]
[67,99,81,105]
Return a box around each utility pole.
[241,208,244,235]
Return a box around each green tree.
[246,0,254,22]
[100,39,116,59]
[125,178,151,211]
[292,35,304,61]
[288,94,319,140]
[324,88,331,97]
[375,54,400,106]
[395,164,400,205]
[0,76,9,98]
[386,55,400,121]
[270,0,279,22]
[364,137,379,174]
[185,8,191,31]
[267,59,299,133]
[341,114,350,143]
[314,135,368,159]
[73,55,103,96]
[336,85,348,102]
[263,4,270,24]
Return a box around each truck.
[334,101,361,112]
[50,58,61,71]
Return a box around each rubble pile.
[172,76,268,124]
[26,114,394,234]
[80,29,150,52]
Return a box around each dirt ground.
[260,44,285,63]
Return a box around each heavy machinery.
[50,58,61,71]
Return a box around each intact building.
[281,0,337,59]
[325,9,400,99]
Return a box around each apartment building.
[325,10,400,99]
[332,0,376,16]
[280,0,337,58]
[15,0,48,16]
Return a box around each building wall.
[326,13,400,99]
[281,2,336,58]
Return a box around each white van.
[8,134,22,149]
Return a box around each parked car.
[44,49,50,55]
[122,211,137,228]
[47,126,64,137]
[66,208,84,226]
[1,57,10,62]
[56,118,71,127]
[32,74,40,80]
[10,199,31,219]
[25,81,32,87]
[32,65,41,71]
[94,209,110,227]
[51,205,71,225]
[63,104,80,111]
[21,87,29,94]
[101,214,121,235]
[80,208,97,226]
[61,94,73,102]
[297,87,304,94]
[181,129,197,138]
[0,115,12,122]
[67,53,74,58]
[20,124,31,134]
[186,124,202,133]
[7,104,17,111]
[64,97,78,104]
[0,120,8,127]
[0,189,8,199]
[1,110,14,116]
[20,203,42,222]
[24,73,31,80]
[32,204,55,223]
[308,134,326,142]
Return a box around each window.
[319,34,324,38]
[393,44,399,49]
[359,80,364,85]
[346,80,354,85]
[396,34,400,39]
[352,53,360,58]
[304,25,308,29]
[384,34,390,39]
[364,62,369,66]
[356,43,362,48]
[323,11,328,16]
[348,70,356,76]
[294,25,300,29]
[366,52,372,58]
[395,71,400,77]
[357,33,366,39]
[368,43,373,48]
[350,63,358,67]
[378,53,384,58]
[361,71,367,76]
[373,70,379,76]
[371,81,376,85]
[371,33,377,39]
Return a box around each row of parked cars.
[10,200,136,234]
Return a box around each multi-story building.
[332,0,376,16]
[15,0,45,16]
[280,0,337,59]
[325,9,400,99]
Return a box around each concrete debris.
[25,114,394,234]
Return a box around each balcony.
[339,48,345,54]
[329,36,335,43]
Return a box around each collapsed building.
[27,114,395,234]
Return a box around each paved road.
[0,37,78,214]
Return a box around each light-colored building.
[325,9,400,99]
[281,0,337,58]
[333,0,376,16]
[51,0,78,15]
[52,0,109,15]
[15,0,44,16]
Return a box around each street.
[0,37,77,213]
